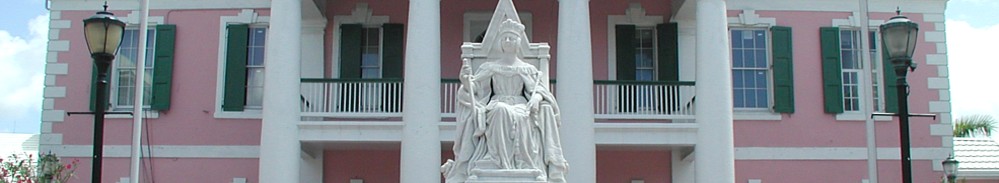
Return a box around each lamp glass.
[879,15,919,63]
[83,13,126,56]
[943,157,959,176]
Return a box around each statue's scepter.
[463,58,487,136]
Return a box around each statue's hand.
[527,94,542,112]
[459,63,473,85]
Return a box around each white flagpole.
[858,0,879,182]
[130,0,151,182]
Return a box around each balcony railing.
[593,80,696,120]
[300,78,403,118]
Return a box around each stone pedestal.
[467,169,546,183]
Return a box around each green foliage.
[0,153,78,183]
[954,114,998,137]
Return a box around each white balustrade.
[300,78,404,118]
[593,80,696,120]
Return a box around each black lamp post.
[943,155,960,183]
[879,10,919,183]
[82,3,125,183]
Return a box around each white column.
[557,0,596,182]
[400,0,442,182]
[694,0,735,182]
[258,0,302,182]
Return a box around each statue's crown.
[499,19,525,35]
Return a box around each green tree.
[953,114,997,137]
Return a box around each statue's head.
[497,19,525,55]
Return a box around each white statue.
[442,17,568,183]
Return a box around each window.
[839,30,883,112]
[634,27,656,81]
[221,24,267,112]
[361,27,381,79]
[111,29,156,109]
[245,27,267,109]
[730,29,770,109]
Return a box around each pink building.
[39,0,954,182]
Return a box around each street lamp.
[879,10,919,183]
[82,3,125,183]
[943,155,960,183]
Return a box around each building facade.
[39,0,953,182]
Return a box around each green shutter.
[221,24,249,111]
[615,25,636,81]
[820,27,844,114]
[151,24,176,110]
[882,44,899,113]
[657,23,679,82]
[771,26,795,113]
[382,23,404,79]
[339,24,363,78]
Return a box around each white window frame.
[104,12,164,118]
[831,13,892,121]
[727,10,781,120]
[607,3,663,80]
[331,3,389,78]
[214,9,270,119]
[728,28,774,111]
[463,12,533,42]
[243,26,268,109]
[109,28,156,111]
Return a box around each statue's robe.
[444,61,566,183]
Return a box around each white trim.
[46,52,58,63]
[734,147,951,160]
[47,40,69,51]
[48,20,71,29]
[44,63,67,75]
[925,31,946,43]
[927,77,949,89]
[831,12,885,28]
[835,112,892,121]
[214,9,269,119]
[923,13,945,23]
[49,0,270,11]
[39,145,260,158]
[330,3,390,78]
[748,180,762,183]
[121,11,164,25]
[40,110,65,122]
[727,10,776,26]
[232,178,248,183]
[39,134,62,145]
[607,3,664,80]
[733,111,782,121]
[725,0,947,14]
[463,11,533,42]
[926,54,947,65]
[929,124,952,136]
[928,101,951,112]
[43,86,66,98]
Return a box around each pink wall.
[324,150,402,183]
[597,150,672,183]
[64,157,259,183]
[736,160,942,183]
[730,11,943,148]
[54,10,266,146]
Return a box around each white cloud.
[0,14,48,133]
[946,19,999,120]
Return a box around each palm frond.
[953,114,997,137]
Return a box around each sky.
[0,0,997,134]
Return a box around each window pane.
[732,50,744,67]
[731,30,743,47]
[733,90,745,107]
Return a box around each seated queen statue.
[442,18,568,183]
